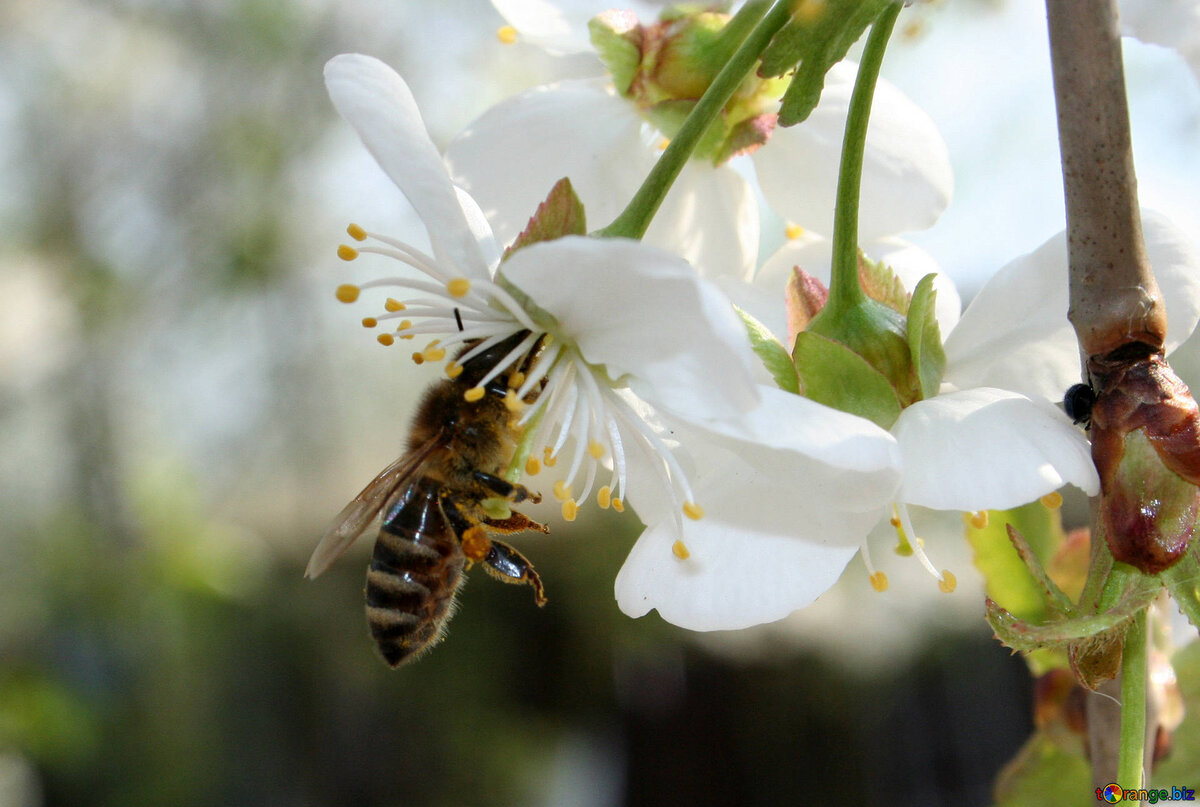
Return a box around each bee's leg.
[483,511,549,535]
[478,537,547,607]
[472,471,541,504]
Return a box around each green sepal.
[735,305,799,394]
[1162,550,1200,632]
[792,330,901,429]
[856,251,909,316]
[589,12,643,95]
[502,177,587,261]
[905,273,946,400]
[759,0,890,126]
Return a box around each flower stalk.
[594,0,791,241]
[825,1,901,315]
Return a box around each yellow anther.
[969,511,989,530]
[938,571,958,594]
[795,0,826,23]
[384,298,405,312]
[525,456,541,476]
[335,284,360,303]
[785,223,805,240]
[446,278,471,298]
[376,333,395,347]
[504,390,524,413]
[397,319,414,339]
[464,386,485,403]
[445,362,463,379]
[543,447,557,467]
[612,497,625,513]
[561,499,578,521]
[869,571,889,592]
[596,486,611,509]
[588,440,606,460]
[508,371,525,388]
[672,540,691,560]
[682,501,704,521]
[337,244,359,261]
[346,223,367,241]
[423,347,446,362]
[553,480,572,502]
[361,317,378,328]
[657,137,670,151]
[411,352,424,365]
[497,24,518,44]
[1040,491,1064,510]
[889,514,902,528]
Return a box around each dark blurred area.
[0,1,1036,805]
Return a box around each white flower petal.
[502,236,760,420]
[647,159,759,279]
[756,233,961,335]
[893,388,1099,512]
[492,0,669,55]
[445,79,658,249]
[1120,0,1200,81]
[615,387,900,631]
[943,210,1200,400]
[324,54,491,280]
[753,62,953,242]
[614,506,863,631]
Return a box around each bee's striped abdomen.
[366,482,464,667]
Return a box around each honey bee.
[306,330,548,667]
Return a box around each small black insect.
[1063,382,1096,428]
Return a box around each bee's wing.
[305,435,444,579]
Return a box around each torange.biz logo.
[1098,783,1196,803]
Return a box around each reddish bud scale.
[1089,350,1200,573]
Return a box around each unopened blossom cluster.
[320,0,1200,635]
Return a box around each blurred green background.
[4,0,1181,804]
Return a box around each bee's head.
[455,330,535,393]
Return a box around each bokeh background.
[2,0,1199,805]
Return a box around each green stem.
[1117,608,1148,789]
[825,1,901,315]
[594,0,792,240]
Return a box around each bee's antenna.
[454,307,464,332]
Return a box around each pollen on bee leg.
[553,480,573,502]
[672,540,690,560]
[596,486,611,509]
[335,284,360,303]
[561,499,578,522]
[346,223,367,241]
[682,501,704,521]
[968,511,989,530]
[464,386,485,403]
[525,456,541,476]
[496,24,517,44]
[446,278,471,298]
[460,525,491,563]
[1040,491,1063,510]
[337,245,359,261]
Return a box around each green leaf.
[502,178,587,261]
[589,12,643,96]
[993,729,1090,807]
[759,0,890,126]
[734,305,798,393]
[905,273,946,400]
[967,503,1073,625]
[792,330,901,429]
